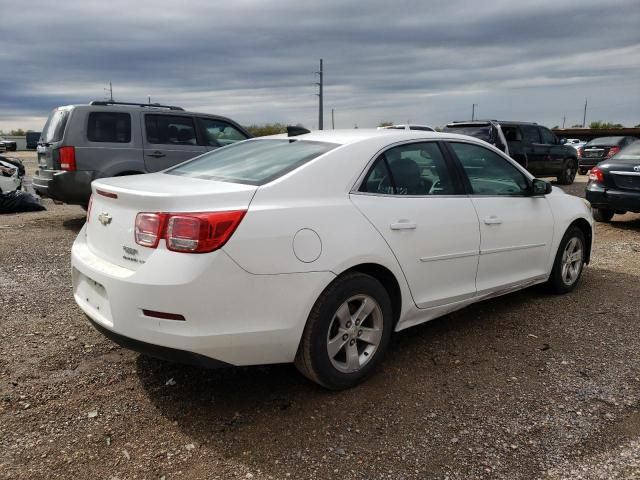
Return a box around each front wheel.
[557,161,577,185]
[592,207,614,222]
[546,226,586,294]
[295,273,393,390]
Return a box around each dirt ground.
[1,152,639,480]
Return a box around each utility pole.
[316,59,324,130]
[472,103,478,121]
[148,96,151,104]
[562,116,566,128]
[331,108,335,129]
[582,98,588,128]
[109,81,113,101]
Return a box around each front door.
[447,141,554,294]
[142,113,206,172]
[520,124,547,175]
[350,141,480,309]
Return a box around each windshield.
[585,137,624,147]
[41,109,71,143]
[614,143,640,161]
[166,138,339,185]
[443,125,493,142]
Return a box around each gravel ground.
[1,152,639,480]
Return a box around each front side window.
[360,142,455,195]
[87,112,131,143]
[449,142,530,196]
[198,118,248,146]
[521,125,540,144]
[145,115,197,145]
[166,139,338,185]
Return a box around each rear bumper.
[579,158,604,169]
[71,226,335,366]
[33,169,94,205]
[586,184,640,213]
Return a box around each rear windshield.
[585,137,624,147]
[166,139,339,185]
[41,109,71,143]
[443,125,493,142]
[615,142,640,161]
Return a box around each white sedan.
[72,129,593,389]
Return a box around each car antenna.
[287,126,311,137]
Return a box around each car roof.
[263,128,477,146]
[54,103,238,121]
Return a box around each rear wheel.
[546,226,586,294]
[592,207,614,222]
[557,160,577,185]
[295,272,393,390]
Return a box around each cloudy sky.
[1,0,639,132]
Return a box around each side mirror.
[531,178,552,196]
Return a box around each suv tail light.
[59,146,76,171]
[589,167,604,184]
[605,146,620,159]
[135,210,246,253]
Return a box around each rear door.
[350,141,480,308]
[196,117,250,151]
[520,125,546,175]
[37,107,72,170]
[142,114,206,172]
[446,141,554,293]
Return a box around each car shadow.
[62,216,85,233]
[610,213,640,231]
[133,265,638,478]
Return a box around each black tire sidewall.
[307,274,393,389]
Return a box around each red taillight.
[577,147,583,159]
[589,167,604,183]
[86,195,93,222]
[135,213,166,248]
[605,146,620,158]
[135,210,246,253]
[59,146,76,171]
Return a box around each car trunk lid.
[86,173,257,270]
[37,107,73,170]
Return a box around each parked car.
[26,131,41,150]
[0,159,22,193]
[0,137,17,152]
[585,142,640,222]
[443,121,579,184]
[0,154,26,178]
[33,101,252,207]
[72,128,593,389]
[578,136,638,175]
[378,124,436,132]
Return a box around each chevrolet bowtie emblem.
[98,212,112,226]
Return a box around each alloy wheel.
[561,237,584,286]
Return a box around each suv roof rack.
[90,100,185,111]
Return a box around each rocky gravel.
[0,153,639,479]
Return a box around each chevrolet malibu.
[72,129,593,389]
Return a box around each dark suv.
[33,101,251,206]
[443,120,579,184]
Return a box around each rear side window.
[87,112,131,143]
[166,139,338,185]
[145,115,197,145]
[41,109,70,143]
[539,127,556,144]
[198,117,248,146]
[520,125,540,144]
[360,142,455,195]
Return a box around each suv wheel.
[557,160,577,185]
[295,272,393,390]
[592,207,614,222]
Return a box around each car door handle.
[484,216,502,225]
[390,221,417,230]
[147,151,166,158]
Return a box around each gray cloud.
[1,0,639,131]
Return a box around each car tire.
[578,168,588,175]
[592,207,614,222]
[295,272,393,390]
[546,226,586,294]
[557,160,577,185]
